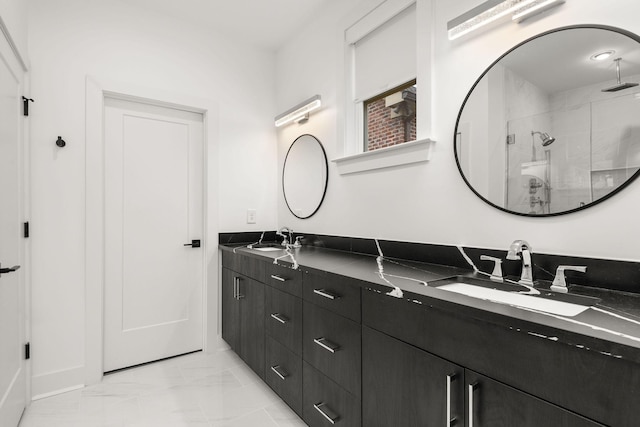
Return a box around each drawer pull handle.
[270,365,288,380]
[313,337,340,353]
[313,402,339,424]
[446,373,457,427]
[270,313,289,324]
[271,274,287,282]
[313,289,340,300]
[468,382,478,427]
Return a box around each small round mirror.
[283,134,328,219]
[455,25,640,216]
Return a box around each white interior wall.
[27,0,278,397]
[276,0,640,261]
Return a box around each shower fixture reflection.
[602,58,639,92]
[531,130,556,146]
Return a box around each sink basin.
[434,278,600,317]
[251,246,283,252]
[245,243,284,252]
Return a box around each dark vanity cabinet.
[221,247,635,426]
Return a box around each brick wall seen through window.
[364,81,417,151]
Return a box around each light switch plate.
[246,209,256,224]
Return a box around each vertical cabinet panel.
[221,268,240,351]
[221,267,265,379]
[238,276,265,378]
[363,326,464,427]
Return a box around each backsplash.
[219,232,640,295]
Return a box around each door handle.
[0,264,20,277]
[184,239,201,248]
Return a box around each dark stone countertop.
[220,243,640,365]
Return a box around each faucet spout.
[277,227,293,246]
[506,240,538,294]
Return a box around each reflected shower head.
[602,58,639,92]
[532,131,555,146]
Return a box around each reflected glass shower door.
[506,105,591,214]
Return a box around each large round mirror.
[283,134,328,219]
[455,25,640,216]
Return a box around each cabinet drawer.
[266,336,302,416]
[303,270,361,322]
[303,302,361,396]
[303,362,361,427]
[266,286,302,354]
[266,263,303,297]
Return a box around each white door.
[0,49,26,426]
[104,97,204,372]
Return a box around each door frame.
[84,76,220,385]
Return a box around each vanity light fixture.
[275,95,321,127]
[447,0,538,41]
[448,0,565,40]
[512,0,565,22]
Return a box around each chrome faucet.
[506,240,539,294]
[277,227,293,246]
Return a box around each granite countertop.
[220,242,640,364]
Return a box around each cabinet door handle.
[313,288,340,300]
[446,374,457,427]
[233,277,238,299]
[270,313,289,324]
[468,382,478,427]
[270,365,288,380]
[313,402,339,425]
[236,277,244,299]
[271,274,287,282]
[313,337,340,353]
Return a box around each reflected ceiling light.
[512,0,565,22]
[447,0,538,41]
[275,95,322,127]
[590,50,615,61]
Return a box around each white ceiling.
[119,0,333,51]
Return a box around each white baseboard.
[31,366,85,400]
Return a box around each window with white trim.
[344,0,418,155]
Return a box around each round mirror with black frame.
[454,25,640,217]
[283,134,328,219]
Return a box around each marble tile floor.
[19,349,309,427]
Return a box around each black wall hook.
[22,96,34,116]
[56,136,66,147]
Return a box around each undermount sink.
[251,247,283,252]
[246,243,284,252]
[434,277,600,317]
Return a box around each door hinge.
[25,343,30,360]
[22,96,34,116]
[23,222,29,238]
